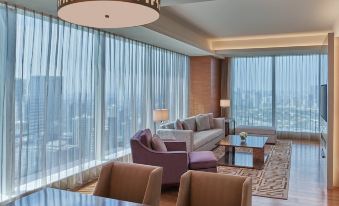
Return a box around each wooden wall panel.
[211,57,221,116]
[189,56,222,117]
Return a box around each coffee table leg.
[253,148,264,169]
[231,147,235,164]
[224,146,235,165]
[224,146,229,164]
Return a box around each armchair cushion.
[164,141,187,151]
[151,134,167,152]
[189,151,217,170]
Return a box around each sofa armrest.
[164,141,187,152]
[213,118,225,130]
[157,129,194,152]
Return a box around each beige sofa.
[157,114,225,152]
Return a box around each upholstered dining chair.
[93,162,163,206]
[176,171,252,206]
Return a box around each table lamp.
[153,109,169,131]
[220,99,230,118]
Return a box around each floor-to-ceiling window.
[0,3,189,202]
[275,54,321,132]
[231,53,326,134]
[231,56,273,127]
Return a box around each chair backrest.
[133,129,153,148]
[177,171,252,206]
[130,129,158,164]
[93,162,163,206]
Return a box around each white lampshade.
[153,109,169,122]
[220,99,231,108]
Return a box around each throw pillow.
[196,114,211,131]
[175,119,183,130]
[182,117,197,131]
[207,113,214,129]
[144,129,153,148]
[151,134,168,152]
[182,121,191,130]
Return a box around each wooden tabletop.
[5,188,147,206]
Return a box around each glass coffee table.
[217,135,269,169]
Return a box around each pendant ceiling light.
[57,0,160,28]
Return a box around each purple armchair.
[130,130,188,186]
[130,129,218,186]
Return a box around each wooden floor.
[160,139,339,206]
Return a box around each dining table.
[4,187,147,206]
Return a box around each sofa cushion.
[182,121,191,130]
[196,115,211,131]
[151,134,168,152]
[189,151,217,170]
[175,119,183,130]
[193,129,223,150]
[182,117,197,131]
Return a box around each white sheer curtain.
[0,3,189,202]
[230,53,325,136]
[231,56,273,127]
[102,38,189,160]
[230,53,327,137]
[275,55,320,133]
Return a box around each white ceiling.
[163,0,339,38]
[5,0,339,56]
[6,0,215,56]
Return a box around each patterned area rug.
[214,140,292,200]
